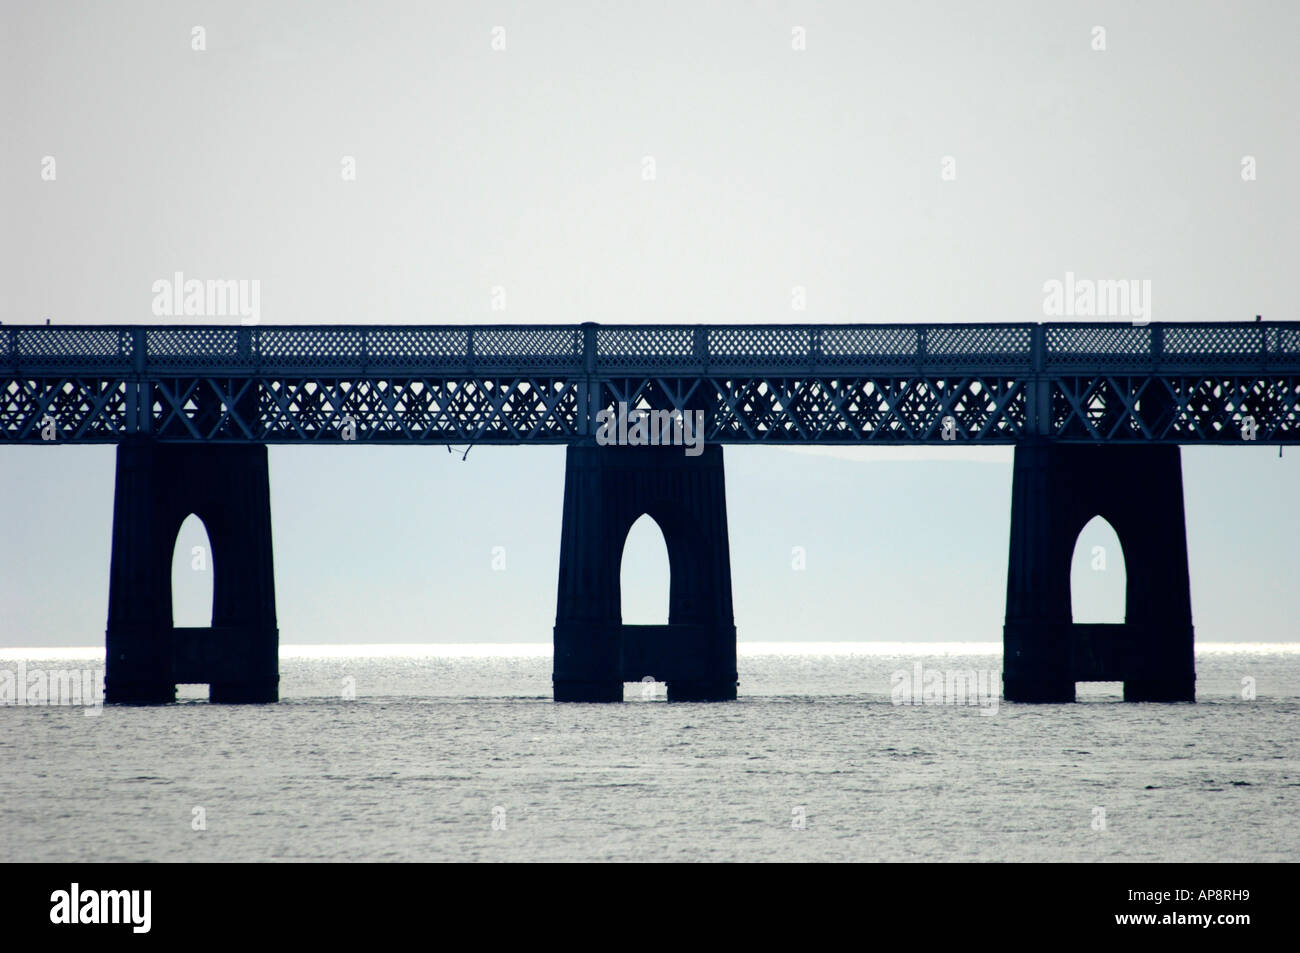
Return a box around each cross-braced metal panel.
[599,375,1027,443]
[1049,374,1300,442]
[143,376,583,443]
[1,377,131,440]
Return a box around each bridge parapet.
[8,321,1297,376]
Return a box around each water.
[1,643,1297,862]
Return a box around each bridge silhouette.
[5,320,1299,704]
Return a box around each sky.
[2,1,1297,646]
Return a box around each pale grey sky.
[2,1,1297,645]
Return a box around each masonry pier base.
[1003,442,1195,703]
[105,439,279,704]
[553,444,738,703]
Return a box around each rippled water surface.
[1,644,1296,862]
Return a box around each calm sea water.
[1,643,1296,862]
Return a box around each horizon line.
[2,640,1297,661]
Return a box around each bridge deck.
[4,322,1299,444]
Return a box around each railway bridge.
[5,320,1297,703]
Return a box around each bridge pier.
[1003,442,1195,703]
[105,439,278,704]
[553,444,737,702]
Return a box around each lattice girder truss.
[4,371,1300,444]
